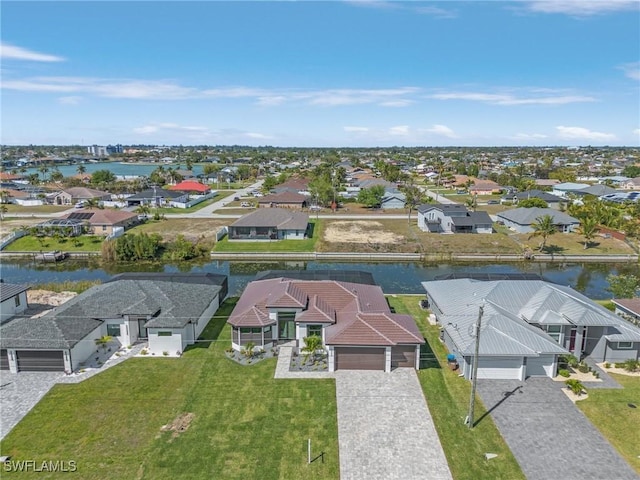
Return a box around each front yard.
[0,299,339,479]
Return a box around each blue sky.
[1,1,639,147]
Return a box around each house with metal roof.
[0,283,30,325]
[228,277,425,372]
[228,208,309,240]
[422,278,640,381]
[0,274,225,373]
[417,203,493,234]
[497,207,579,234]
[503,190,564,209]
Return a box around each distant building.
[87,145,107,156]
[106,144,124,155]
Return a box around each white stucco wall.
[69,324,105,372]
[0,291,28,323]
[193,295,220,338]
[104,318,132,347]
[147,328,185,356]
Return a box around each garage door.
[526,355,555,378]
[335,347,385,371]
[391,345,416,369]
[0,350,9,370]
[16,350,64,372]
[476,356,522,380]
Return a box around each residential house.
[497,207,580,234]
[422,278,640,381]
[534,179,560,188]
[469,179,502,195]
[0,283,30,324]
[380,190,406,209]
[612,298,640,327]
[228,276,425,371]
[619,177,640,190]
[417,203,493,234]
[228,208,309,240]
[125,188,188,207]
[273,177,311,195]
[551,182,590,198]
[503,190,564,209]
[61,209,140,236]
[50,187,111,206]
[257,192,308,209]
[0,273,227,373]
[573,184,618,197]
[169,180,211,195]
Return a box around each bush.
[162,351,169,356]
[622,358,640,372]
[604,362,611,369]
[559,354,579,368]
[577,362,590,374]
[565,379,585,396]
[558,369,571,378]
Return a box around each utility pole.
[467,303,484,429]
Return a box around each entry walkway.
[275,346,452,480]
[477,378,638,480]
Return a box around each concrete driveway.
[476,377,638,480]
[335,369,452,480]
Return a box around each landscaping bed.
[288,351,329,372]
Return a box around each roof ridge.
[354,314,394,344]
[383,313,424,343]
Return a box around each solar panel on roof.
[67,212,94,220]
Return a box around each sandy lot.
[323,221,404,244]
[0,219,43,237]
[26,290,78,317]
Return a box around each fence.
[0,230,27,251]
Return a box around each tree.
[50,169,64,184]
[38,165,50,182]
[0,204,7,220]
[607,274,640,298]
[402,185,423,223]
[518,198,548,209]
[76,164,87,175]
[94,335,113,352]
[529,214,557,252]
[135,204,150,218]
[576,217,599,250]
[357,185,385,208]
[91,169,116,186]
[301,334,323,365]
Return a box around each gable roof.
[257,191,308,204]
[127,188,185,200]
[62,187,110,199]
[0,283,30,303]
[230,208,309,230]
[63,209,138,225]
[228,278,424,346]
[169,181,210,193]
[612,298,640,316]
[496,207,579,226]
[417,203,469,215]
[509,190,562,203]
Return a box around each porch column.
[328,346,335,372]
[572,326,585,358]
[8,349,18,373]
[385,347,391,373]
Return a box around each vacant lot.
[0,300,339,480]
[513,232,636,255]
[3,204,69,214]
[0,218,44,236]
[412,226,522,255]
[318,219,422,253]
[128,218,228,242]
[3,234,104,252]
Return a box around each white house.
[0,283,30,324]
[417,203,493,234]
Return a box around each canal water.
[24,161,206,178]
[1,259,635,300]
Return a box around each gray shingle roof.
[230,208,309,230]
[0,316,103,349]
[496,207,579,226]
[0,283,30,303]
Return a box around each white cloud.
[633,128,640,136]
[389,125,410,136]
[343,126,370,133]
[348,0,457,18]
[426,124,456,138]
[619,62,640,81]
[512,133,549,140]
[133,125,159,135]
[556,126,616,141]
[429,91,595,105]
[58,96,82,105]
[245,132,273,140]
[0,43,65,62]
[525,1,639,16]
[379,100,413,107]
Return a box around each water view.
[23,161,206,179]
[1,259,634,300]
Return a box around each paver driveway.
[335,369,452,480]
[477,377,638,480]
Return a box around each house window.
[545,325,562,342]
[14,295,21,307]
[158,331,172,337]
[307,325,322,337]
[102,225,107,231]
[107,324,121,336]
[617,341,633,349]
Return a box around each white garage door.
[526,355,555,378]
[476,356,523,380]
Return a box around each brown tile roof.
[257,191,308,204]
[613,298,640,315]
[230,208,309,230]
[276,177,310,190]
[63,208,138,226]
[64,187,110,199]
[228,278,424,346]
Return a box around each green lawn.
[213,220,322,252]
[3,204,70,214]
[0,299,339,480]
[387,296,525,480]
[577,374,640,475]
[151,193,232,214]
[3,235,104,252]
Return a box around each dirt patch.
[324,221,403,244]
[0,218,43,237]
[129,219,228,242]
[25,289,78,317]
[160,413,195,439]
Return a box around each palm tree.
[76,164,86,175]
[38,165,49,182]
[135,204,151,218]
[301,334,323,365]
[577,217,599,250]
[529,214,557,252]
[94,335,113,352]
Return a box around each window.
[240,327,251,334]
[546,325,562,343]
[158,331,172,337]
[307,325,322,337]
[107,324,121,336]
[102,225,107,231]
[14,295,21,307]
[617,341,633,349]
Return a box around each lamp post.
[466,303,484,429]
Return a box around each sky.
[1,1,639,147]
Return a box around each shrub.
[162,351,169,356]
[565,379,585,396]
[577,362,590,373]
[140,348,149,356]
[604,362,611,369]
[558,369,571,378]
[559,354,579,368]
[622,358,640,372]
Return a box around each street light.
[466,303,484,429]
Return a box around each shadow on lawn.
[184,298,237,352]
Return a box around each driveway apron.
[335,369,452,480]
[476,377,638,480]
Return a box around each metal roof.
[230,208,309,230]
[496,207,579,225]
[0,283,30,303]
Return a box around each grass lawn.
[513,232,636,255]
[128,218,229,242]
[3,234,104,252]
[151,196,222,214]
[577,374,640,475]
[0,299,339,480]
[411,225,522,255]
[213,220,322,252]
[3,204,70,214]
[387,296,525,480]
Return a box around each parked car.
[74,201,85,208]
[241,202,251,208]
[487,200,500,204]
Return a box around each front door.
[138,319,148,339]
[568,328,576,351]
[278,319,296,340]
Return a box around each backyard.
[512,232,636,255]
[213,220,321,252]
[128,218,228,242]
[2,234,104,252]
[0,299,340,480]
